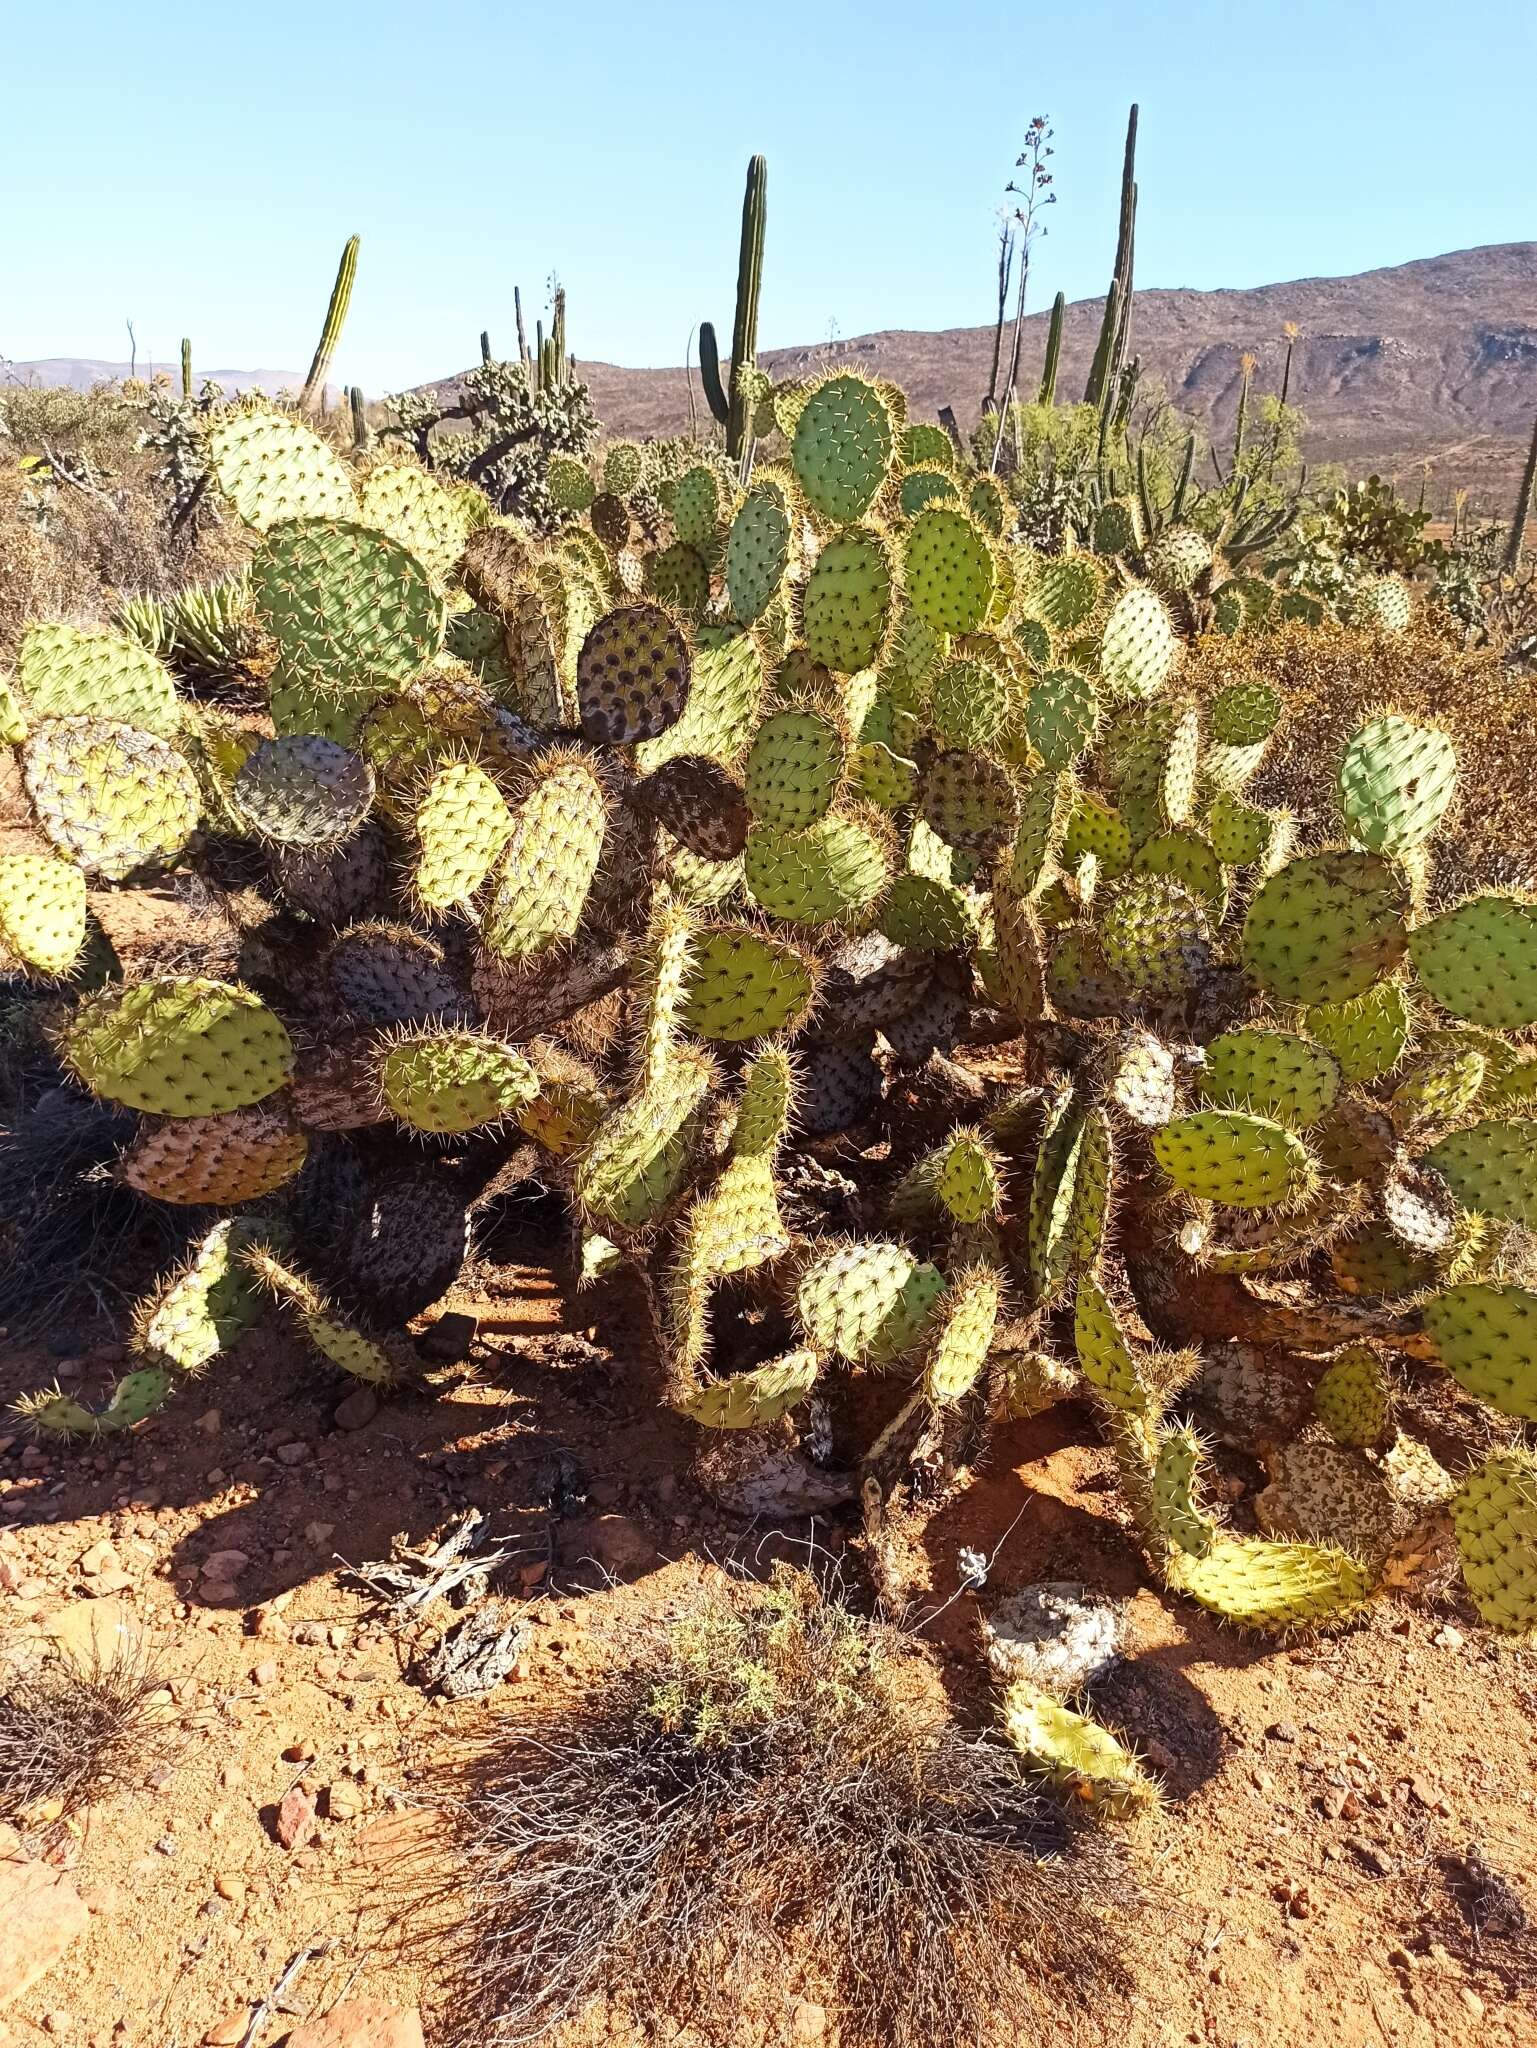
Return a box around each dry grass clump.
[1183,619,1536,897]
[0,1638,176,1823]
[448,1564,1146,2048]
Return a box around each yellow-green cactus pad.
[879,872,979,952]
[1423,1120,1537,1230]
[412,761,514,911]
[207,405,356,530]
[19,622,182,737]
[935,1129,1004,1224]
[795,1239,945,1367]
[251,516,445,693]
[379,1029,540,1134]
[903,506,997,636]
[572,1048,715,1235]
[1197,1029,1341,1128]
[922,1266,1002,1405]
[133,1220,265,1374]
[22,716,201,881]
[1000,1680,1154,1817]
[1033,556,1104,633]
[1451,1451,1537,1635]
[636,628,762,772]
[1153,1110,1317,1210]
[63,978,293,1116]
[675,1348,821,1429]
[359,463,474,583]
[13,1368,174,1440]
[790,373,896,525]
[0,852,87,977]
[481,754,609,960]
[1408,895,1537,1032]
[1073,1274,1148,1415]
[681,923,817,1042]
[1423,1282,1537,1420]
[1242,850,1410,1005]
[1338,713,1457,855]
[1024,668,1099,769]
[744,812,891,926]
[1166,1536,1375,1632]
[1304,981,1412,1085]
[801,527,895,675]
[745,707,848,830]
[1100,584,1181,699]
[1314,1345,1392,1448]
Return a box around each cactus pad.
[1197,1029,1341,1128]
[930,656,1011,750]
[1337,714,1457,855]
[1424,1120,1537,1230]
[576,602,692,745]
[725,489,792,625]
[230,735,375,848]
[1408,895,1537,1032]
[1314,1346,1392,1448]
[681,923,817,1041]
[801,528,894,674]
[207,406,356,529]
[379,1029,540,1134]
[1024,669,1099,769]
[790,373,895,524]
[0,852,87,977]
[251,517,444,693]
[133,1219,265,1373]
[359,464,474,582]
[1451,1452,1537,1635]
[1423,1283,1537,1420]
[121,1101,309,1204]
[1241,851,1410,1005]
[1211,682,1283,748]
[572,1048,715,1234]
[1000,1680,1154,1816]
[922,1267,1002,1405]
[412,762,514,910]
[632,754,751,862]
[22,716,201,880]
[1153,1110,1316,1209]
[19,622,182,737]
[1033,556,1104,633]
[327,923,470,1024]
[744,708,848,830]
[63,977,293,1115]
[481,754,609,959]
[1100,585,1181,699]
[675,1349,820,1429]
[744,812,890,926]
[903,506,997,635]
[795,1239,944,1366]
[1166,1536,1375,1631]
[920,751,1019,859]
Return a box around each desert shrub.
[448,1565,1144,2048]
[0,1638,175,1823]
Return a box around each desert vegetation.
[2,110,1536,2047]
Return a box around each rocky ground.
[1,1224,1535,2048]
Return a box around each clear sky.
[4,0,1533,394]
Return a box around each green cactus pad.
[133,1219,265,1374]
[22,716,202,881]
[412,761,514,911]
[790,373,896,524]
[1000,1679,1154,1817]
[1153,1110,1317,1209]
[1304,981,1412,1084]
[63,977,293,1115]
[378,1029,540,1134]
[207,405,356,530]
[545,454,595,513]
[229,735,375,848]
[1206,790,1284,868]
[851,739,919,809]
[725,490,793,625]
[1314,1346,1392,1448]
[801,528,894,675]
[1099,874,1210,999]
[646,541,711,617]
[1209,678,1281,747]
[121,1100,308,1204]
[1408,895,1537,1032]
[1166,1536,1376,1631]
[898,469,958,518]
[1197,1029,1341,1129]
[1132,828,1228,916]
[1146,524,1213,595]
[1451,1451,1537,1635]
[922,1266,1002,1405]
[879,872,978,952]
[1423,1120,1537,1230]
[900,422,954,470]
[19,623,182,737]
[251,517,444,694]
[1062,794,1132,880]
[359,464,474,583]
[1337,714,1457,855]
[681,923,818,1041]
[1028,1099,1085,1305]
[675,1348,820,1429]
[13,1369,174,1440]
[744,812,890,926]
[744,707,848,830]
[670,466,721,550]
[929,656,1012,750]
[1024,669,1099,769]
[481,754,610,960]
[1074,1275,1147,1414]
[795,1239,944,1366]
[1093,498,1143,557]
[576,602,691,746]
[1391,1043,1487,1130]
[935,1129,1004,1224]
[573,1048,715,1235]
[1100,585,1181,699]
[1033,556,1104,633]
[636,629,762,772]
[1241,851,1410,1005]
[0,852,87,977]
[903,506,997,636]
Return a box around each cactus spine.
[300,233,360,414]
[699,154,767,464]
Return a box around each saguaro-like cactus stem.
[300,234,360,415]
[349,385,369,453]
[1504,409,1537,574]
[1037,291,1065,407]
[480,330,492,365]
[1109,105,1139,380]
[1084,279,1121,411]
[699,154,767,463]
[180,338,193,401]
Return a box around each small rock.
[41,2012,71,2035]
[565,1513,660,1577]
[155,1834,178,1857]
[982,1582,1123,1694]
[78,1540,120,1578]
[251,1661,279,1687]
[214,1875,245,1904]
[275,1442,310,1467]
[333,1388,378,1432]
[303,1523,335,1549]
[415,1311,477,1363]
[201,1551,250,1584]
[1460,1988,1485,2018]
[195,1409,222,1435]
[791,2000,828,2042]
[275,1787,318,1852]
[78,1886,123,1917]
[1265,1721,1300,1744]
[282,2004,424,2048]
[1434,1625,1464,1651]
[326,1779,365,1822]
[202,2011,249,2046]
[1347,1837,1394,1877]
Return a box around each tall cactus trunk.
[1109,106,1139,381]
[1037,292,1065,407]
[551,289,567,391]
[480,330,492,364]
[699,155,767,463]
[1084,280,1121,411]
[300,235,360,415]
[515,288,530,370]
[180,338,193,401]
[1504,410,1537,574]
[349,385,369,454]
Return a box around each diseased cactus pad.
[63,978,294,1116]
[22,716,201,881]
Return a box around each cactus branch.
[299,234,360,415]
[1504,409,1537,574]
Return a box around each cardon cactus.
[3,341,1531,1668]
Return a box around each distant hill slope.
[427,243,1537,513]
[5,360,304,397]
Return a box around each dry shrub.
[0,1637,176,1823]
[449,1565,1147,2048]
[1183,619,1536,898]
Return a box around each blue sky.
[4,0,1533,393]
